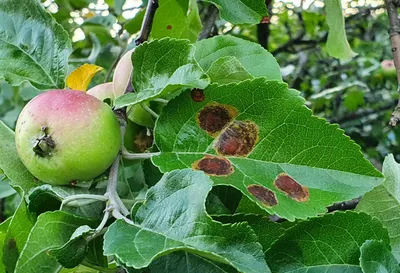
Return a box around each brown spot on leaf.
[135,129,153,152]
[214,120,258,156]
[7,238,16,250]
[197,103,237,135]
[274,173,309,202]
[193,155,234,176]
[191,88,205,102]
[247,184,278,207]
[166,25,172,30]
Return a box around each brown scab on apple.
[192,155,234,176]
[274,173,309,202]
[196,103,238,135]
[247,184,278,207]
[214,120,258,156]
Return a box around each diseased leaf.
[265,211,390,273]
[66,64,104,91]
[103,169,269,273]
[194,36,282,82]
[0,121,41,194]
[114,38,209,109]
[357,154,400,261]
[0,0,72,89]
[325,0,357,60]
[205,0,267,25]
[360,240,400,273]
[151,0,202,42]
[152,78,383,220]
[3,200,34,273]
[15,211,97,273]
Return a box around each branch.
[198,4,219,40]
[136,0,159,45]
[257,0,272,49]
[384,0,400,126]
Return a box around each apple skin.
[15,90,121,185]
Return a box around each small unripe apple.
[15,90,121,185]
[381,60,396,78]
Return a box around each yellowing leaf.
[66,64,104,91]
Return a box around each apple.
[15,90,121,185]
[381,60,396,78]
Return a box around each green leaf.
[205,0,267,25]
[214,214,286,253]
[103,169,269,273]
[0,0,72,89]
[207,56,253,84]
[344,89,364,112]
[194,36,282,82]
[357,154,400,261]
[325,0,357,60]
[0,121,41,194]
[3,200,35,273]
[82,15,117,28]
[125,9,145,34]
[152,79,383,221]
[360,240,400,273]
[15,211,97,273]
[265,211,390,273]
[27,184,106,219]
[0,178,16,199]
[129,251,237,273]
[151,0,202,42]
[114,38,209,108]
[0,218,11,273]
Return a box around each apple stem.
[61,194,108,208]
[121,146,159,160]
[153,98,169,104]
[141,103,159,119]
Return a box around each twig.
[153,98,168,104]
[327,198,361,212]
[198,4,219,40]
[384,0,400,126]
[61,194,108,208]
[122,146,159,160]
[257,0,272,49]
[136,0,159,45]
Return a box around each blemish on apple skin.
[274,173,309,202]
[214,120,259,157]
[247,184,278,207]
[192,155,234,176]
[191,88,205,102]
[196,103,238,135]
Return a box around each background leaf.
[360,240,400,273]
[205,0,267,25]
[104,169,269,273]
[194,36,282,82]
[0,0,72,89]
[153,78,383,220]
[151,0,202,42]
[325,0,357,60]
[357,154,400,261]
[265,211,390,273]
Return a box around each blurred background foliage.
[0,0,395,217]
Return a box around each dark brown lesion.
[274,173,309,202]
[33,126,55,157]
[196,102,238,136]
[247,184,278,207]
[191,88,205,102]
[214,120,259,157]
[192,155,234,176]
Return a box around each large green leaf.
[3,200,34,273]
[360,240,400,273]
[357,154,400,261]
[325,0,357,60]
[0,218,11,273]
[265,211,390,273]
[205,0,267,25]
[194,36,282,82]
[103,169,269,273]
[15,211,97,273]
[151,0,202,42]
[152,79,383,220]
[114,38,209,109]
[0,0,72,89]
[0,121,40,194]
